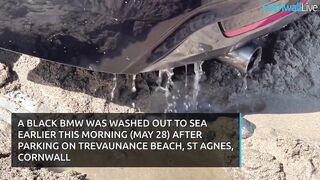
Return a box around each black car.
[0,0,316,74]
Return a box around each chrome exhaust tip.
[217,43,262,75]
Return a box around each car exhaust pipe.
[217,43,262,75]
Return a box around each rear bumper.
[141,10,309,72]
[0,0,316,74]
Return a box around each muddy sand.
[0,12,320,180]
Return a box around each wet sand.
[68,168,232,180]
[232,113,320,179]
[246,113,320,141]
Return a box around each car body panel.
[0,0,315,74]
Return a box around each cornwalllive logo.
[261,0,319,12]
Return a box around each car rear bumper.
[141,9,310,73]
[0,0,317,74]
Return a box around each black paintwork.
[0,0,275,74]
